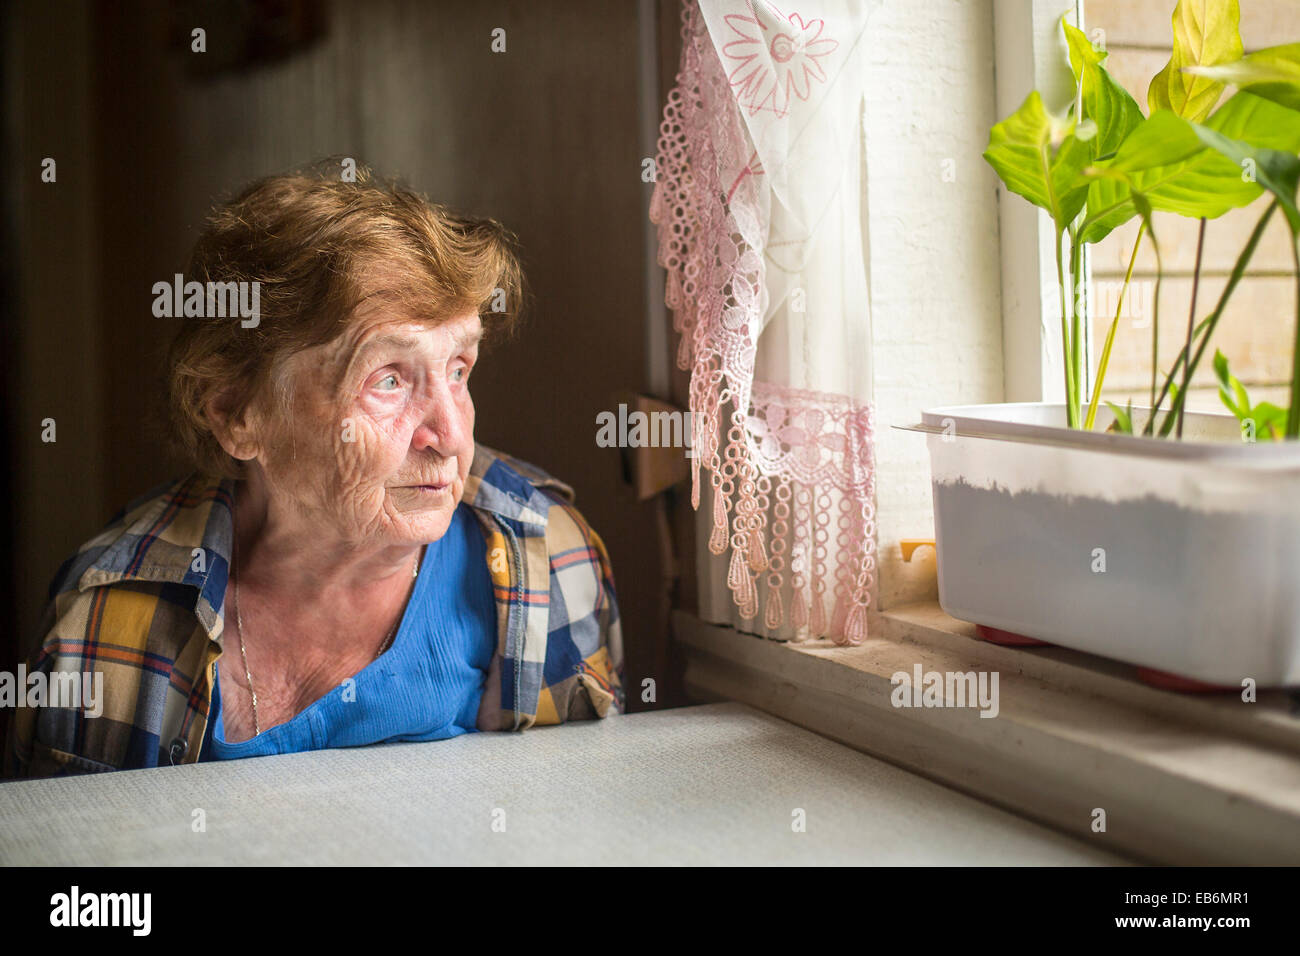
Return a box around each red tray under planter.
[1134,667,1239,693]
[975,624,1053,647]
[975,624,1238,692]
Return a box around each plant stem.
[1149,253,1160,417]
[1136,229,1165,436]
[1176,218,1207,438]
[1056,227,1079,428]
[1146,242,1164,434]
[1289,237,1300,439]
[1070,227,1085,416]
[1157,201,1278,438]
[1142,316,1215,435]
[1085,222,1146,431]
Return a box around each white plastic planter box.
[915,402,1300,687]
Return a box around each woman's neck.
[231,470,422,601]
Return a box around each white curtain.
[651,0,880,643]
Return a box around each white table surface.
[0,702,1126,865]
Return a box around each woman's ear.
[205,389,262,463]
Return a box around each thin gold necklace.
[230,517,420,738]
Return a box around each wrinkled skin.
[208,304,482,742]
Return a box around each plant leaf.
[1233,378,1251,414]
[1211,348,1256,419]
[1250,401,1289,439]
[984,90,1091,225]
[1188,121,1300,234]
[1063,20,1144,160]
[1184,42,1300,112]
[1105,400,1134,434]
[1212,347,1239,413]
[1080,92,1300,244]
[1148,0,1244,123]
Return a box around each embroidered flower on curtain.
[721,7,839,117]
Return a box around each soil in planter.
[932,479,1300,684]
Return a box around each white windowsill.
[672,603,1300,865]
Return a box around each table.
[0,702,1126,865]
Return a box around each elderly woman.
[6,169,624,778]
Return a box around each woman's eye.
[375,373,399,390]
[451,366,468,384]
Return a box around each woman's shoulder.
[464,447,624,726]
[465,445,609,555]
[10,474,228,777]
[467,443,575,508]
[32,472,230,680]
[46,472,231,603]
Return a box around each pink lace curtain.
[650,0,877,645]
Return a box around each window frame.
[992,0,1092,404]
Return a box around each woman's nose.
[411,391,468,454]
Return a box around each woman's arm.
[539,492,626,723]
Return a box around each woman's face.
[251,304,481,547]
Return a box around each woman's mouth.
[394,476,456,503]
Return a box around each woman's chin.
[390,501,456,538]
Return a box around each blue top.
[199,502,497,760]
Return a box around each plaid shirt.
[5,444,625,778]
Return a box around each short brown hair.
[166,161,525,478]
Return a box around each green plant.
[1104,398,1134,435]
[1214,348,1288,440]
[982,0,1300,439]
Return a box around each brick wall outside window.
[1085,0,1296,414]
